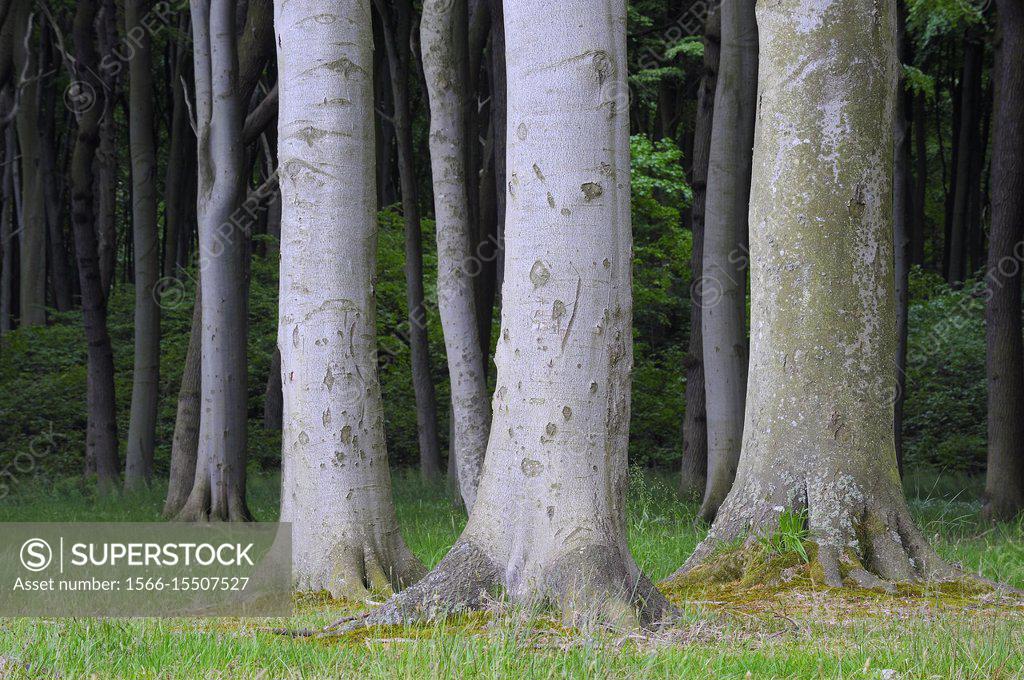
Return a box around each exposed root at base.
[303,541,678,637]
[174,492,253,523]
[659,541,1018,613]
[323,541,500,634]
[678,484,960,591]
[298,541,428,604]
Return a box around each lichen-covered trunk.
[124,0,161,490]
[175,0,251,522]
[698,0,756,522]
[421,0,490,510]
[375,0,442,481]
[983,0,1024,522]
[69,0,119,493]
[276,0,425,599]
[680,8,720,499]
[679,0,953,587]
[352,0,672,630]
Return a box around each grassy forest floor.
[0,471,1021,678]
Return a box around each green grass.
[0,471,1021,679]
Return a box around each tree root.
[320,540,500,634]
[174,489,253,523]
[277,541,678,638]
[295,540,427,603]
[676,484,960,592]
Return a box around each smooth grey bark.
[163,286,201,517]
[69,0,120,492]
[172,0,272,521]
[983,0,1024,522]
[175,0,252,522]
[375,0,442,481]
[276,0,426,598]
[11,2,45,327]
[697,0,756,522]
[679,0,954,586]
[946,38,981,285]
[421,0,490,510]
[347,0,673,630]
[681,8,719,500]
[124,0,161,490]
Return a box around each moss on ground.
[659,541,1022,616]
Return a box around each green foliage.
[665,36,704,61]
[906,0,987,52]
[902,64,936,100]
[374,209,452,468]
[757,510,811,563]
[0,253,284,487]
[629,135,692,467]
[903,269,987,472]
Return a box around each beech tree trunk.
[893,3,912,476]
[697,0,756,522]
[38,35,73,314]
[911,90,927,266]
[124,0,161,490]
[95,0,119,296]
[946,38,981,285]
[163,286,201,517]
[983,0,1024,522]
[276,0,426,598]
[1,123,13,334]
[263,346,282,431]
[11,3,45,327]
[69,0,120,492]
[421,0,490,510]
[679,0,955,586]
[351,0,673,629]
[488,0,506,304]
[175,0,252,522]
[162,12,193,279]
[680,8,719,500]
[170,0,270,520]
[375,0,442,481]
